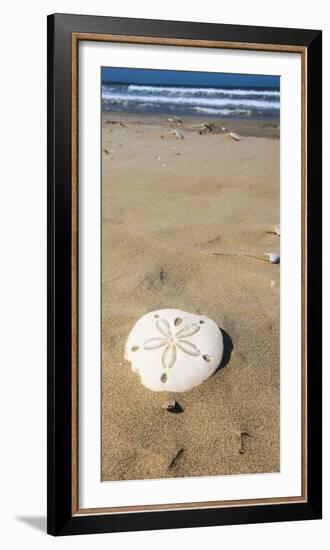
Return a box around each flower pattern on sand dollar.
[143,318,201,369]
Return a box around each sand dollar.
[124,309,224,392]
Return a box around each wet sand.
[101,112,280,481]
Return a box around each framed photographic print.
[47,13,322,536]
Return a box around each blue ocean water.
[101,83,280,119]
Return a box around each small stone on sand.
[162,399,183,413]
[106,120,125,127]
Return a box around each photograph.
[101,67,281,482]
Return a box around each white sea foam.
[192,107,252,116]
[102,91,279,110]
[127,84,280,97]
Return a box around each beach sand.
[101,112,280,481]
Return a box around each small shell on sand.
[264,252,280,264]
[275,224,280,236]
[171,129,184,140]
[229,132,242,141]
[168,116,182,124]
[125,309,224,392]
[187,123,212,134]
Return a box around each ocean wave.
[127,84,280,97]
[102,91,279,111]
[192,107,252,116]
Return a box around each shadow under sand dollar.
[218,328,234,371]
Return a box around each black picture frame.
[47,13,322,536]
